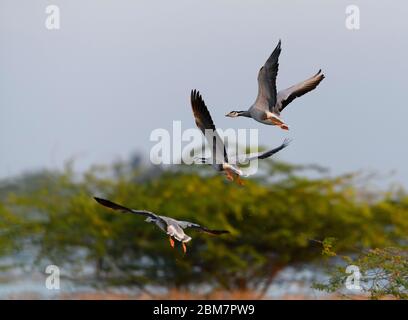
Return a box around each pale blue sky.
[1,1,407,187]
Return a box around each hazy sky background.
[1,1,407,187]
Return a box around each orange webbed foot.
[236,176,244,186]
[225,170,234,182]
[182,242,187,254]
[169,237,175,248]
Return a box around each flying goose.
[94,197,229,253]
[226,40,325,130]
[191,89,290,184]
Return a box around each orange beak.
[280,124,289,131]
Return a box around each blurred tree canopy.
[0,158,407,298]
[314,246,407,300]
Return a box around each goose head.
[226,111,249,118]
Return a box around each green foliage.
[313,193,408,300]
[0,159,407,297]
[321,237,337,257]
[313,246,407,300]
[0,203,19,256]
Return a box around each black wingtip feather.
[190,89,217,131]
[316,69,326,79]
[282,138,292,147]
[206,229,230,235]
[94,197,129,212]
[94,197,107,205]
[94,197,115,208]
[274,40,282,53]
[191,89,204,107]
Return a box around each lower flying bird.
[191,89,290,184]
[94,197,230,253]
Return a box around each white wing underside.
[230,139,290,164]
[229,152,265,164]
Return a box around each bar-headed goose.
[94,197,229,253]
[191,89,290,184]
[226,40,325,130]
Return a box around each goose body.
[226,40,325,130]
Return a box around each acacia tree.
[0,159,407,298]
[0,203,18,258]
[313,196,408,300]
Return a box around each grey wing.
[94,197,159,220]
[254,40,281,112]
[191,90,228,164]
[177,220,230,235]
[275,69,325,113]
[231,138,291,164]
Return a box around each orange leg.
[236,175,244,186]
[169,236,175,249]
[225,169,234,182]
[182,242,187,254]
[265,114,285,126]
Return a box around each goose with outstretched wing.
[191,89,290,184]
[226,40,325,130]
[94,197,229,253]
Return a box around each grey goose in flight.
[94,197,229,253]
[226,40,325,130]
[191,89,290,185]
